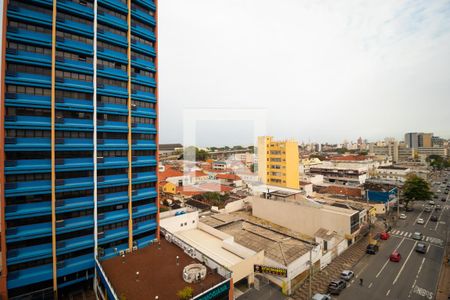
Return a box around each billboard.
[254,264,288,277]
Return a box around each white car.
[417,218,425,224]
[399,214,407,219]
[340,270,354,281]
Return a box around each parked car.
[327,280,347,295]
[430,215,438,222]
[413,232,423,240]
[435,205,441,211]
[340,270,354,281]
[424,206,432,212]
[399,213,407,220]
[366,244,379,254]
[380,232,390,240]
[415,243,427,254]
[417,218,425,225]
[442,197,447,202]
[428,201,435,206]
[390,250,401,262]
[312,293,331,300]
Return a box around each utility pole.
[397,186,400,218]
[309,247,312,299]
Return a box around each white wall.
[160,211,199,233]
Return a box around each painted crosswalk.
[390,230,443,246]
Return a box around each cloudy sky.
[158,0,450,146]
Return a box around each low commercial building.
[374,165,411,182]
[251,195,363,242]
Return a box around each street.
[339,171,449,300]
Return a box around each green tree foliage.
[427,155,450,170]
[402,174,433,208]
[177,286,193,300]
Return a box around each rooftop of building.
[314,228,340,241]
[216,173,241,181]
[101,239,225,299]
[329,155,371,161]
[378,165,410,170]
[363,181,397,192]
[159,143,183,151]
[159,166,184,181]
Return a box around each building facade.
[0,0,158,298]
[405,132,433,149]
[257,136,299,189]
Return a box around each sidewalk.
[436,234,449,300]
[293,235,369,299]
[293,221,385,300]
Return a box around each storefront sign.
[254,264,288,277]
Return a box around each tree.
[427,155,450,170]
[177,286,193,300]
[402,174,433,208]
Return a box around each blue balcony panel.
[97,191,128,207]
[98,30,127,48]
[98,156,128,170]
[5,94,50,110]
[132,73,156,87]
[56,57,93,75]
[6,221,51,243]
[134,0,156,11]
[131,25,156,41]
[98,226,128,245]
[132,139,157,150]
[57,253,95,277]
[132,8,156,26]
[56,78,93,93]
[4,138,50,152]
[98,0,128,14]
[132,187,157,202]
[132,106,157,118]
[132,156,157,168]
[55,176,93,193]
[57,98,94,112]
[97,102,128,116]
[133,219,157,236]
[131,90,156,103]
[58,274,94,289]
[98,208,129,226]
[57,234,94,256]
[97,84,128,98]
[98,120,127,132]
[132,57,155,72]
[132,122,156,134]
[133,171,157,185]
[5,115,49,130]
[57,37,93,56]
[56,118,93,132]
[131,41,156,57]
[6,49,51,68]
[97,139,128,150]
[133,203,157,218]
[56,195,94,214]
[7,6,51,28]
[7,242,52,265]
[7,28,51,48]
[56,138,94,151]
[5,201,50,220]
[5,72,50,89]
[97,47,127,64]
[56,157,93,172]
[56,215,94,235]
[57,0,94,20]
[57,18,93,38]
[98,11,127,30]
[102,242,128,260]
[7,263,52,289]
[98,65,127,81]
[98,173,128,188]
[5,158,51,175]
[4,179,51,198]
[136,233,156,249]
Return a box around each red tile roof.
[159,167,183,182]
[216,174,241,181]
[331,155,369,161]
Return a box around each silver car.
[413,232,423,240]
[340,270,354,281]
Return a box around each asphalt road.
[338,171,450,300]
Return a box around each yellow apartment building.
[257,136,300,189]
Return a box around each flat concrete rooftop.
[101,239,225,299]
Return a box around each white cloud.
[159,0,450,144]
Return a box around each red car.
[390,250,401,262]
[380,232,390,240]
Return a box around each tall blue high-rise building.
[0,0,159,298]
